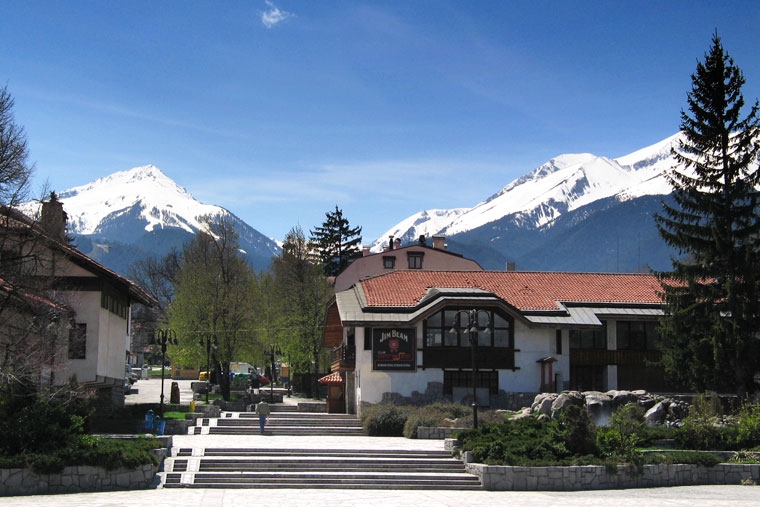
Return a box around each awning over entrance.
[318,371,345,385]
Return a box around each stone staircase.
[189,405,365,436]
[163,447,481,490]
[163,404,482,490]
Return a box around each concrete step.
[163,447,482,490]
[189,410,365,436]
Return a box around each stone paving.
[3,379,758,504]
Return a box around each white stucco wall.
[350,319,570,410]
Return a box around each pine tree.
[309,206,363,277]
[655,33,760,396]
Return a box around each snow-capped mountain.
[58,165,227,236]
[20,165,281,275]
[371,133,679,253]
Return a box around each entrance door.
[327,385,345,413]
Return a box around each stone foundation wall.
[380,382,537,411]
[0,463,157,496]
[417,426,462,439]
[466,462,760,491]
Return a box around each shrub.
[458,416,585,466]
[643,450,721,467]
[597,403,645,466]
[558,405,597,455]
[736,403,760,449]
[361,404,410,436]
[675,394,738,450]
[0,436,161,474]
[403,401,473,438]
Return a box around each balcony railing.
[331,344,356,371]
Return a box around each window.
[617,321,659,350]
[443,370,499,395]
[424,308,513,348]
[555,329,563,355]
[382,256,396,269]
[407,252,423,269]
[569,324,607,349]
[364,327,372,350]
[69,323,87,359]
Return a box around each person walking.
[255,399,271,434]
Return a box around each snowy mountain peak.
[52,165,220,236]
[372,133,682,249]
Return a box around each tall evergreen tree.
[655,33,760,396]
[309,206,363,277]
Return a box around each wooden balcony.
[422,346,516,370]
[330,344,356,372]
[570,348,661,366]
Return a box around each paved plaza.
[3,378,757,505]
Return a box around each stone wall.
[0,463,157,496]
[380,381,537,411]
[465,462,760,491]
[417,426,461,439]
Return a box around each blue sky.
[3,1,760,243]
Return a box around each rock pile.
[523,390,690,426]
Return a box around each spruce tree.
[309,206,363,277]
[655,33,760,395]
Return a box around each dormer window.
[407,252,424,269]
[383,256,396,269]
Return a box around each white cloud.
[261,1,293,29]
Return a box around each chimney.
[362,246,370,256]
[506,261,516,271]
[432,235,446,250]
[394,238,402,249]
[418,234,426,245]
[40,192,68,241]
[387,235,394,250]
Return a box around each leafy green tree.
[168,216,258,400]
[271,226,333,397]
[655,33,760,396]
[309,206,362,276]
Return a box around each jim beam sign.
[372,328,416,371]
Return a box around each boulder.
[584,391,613,426]
[551,391,584,416]
[644,399,670,427]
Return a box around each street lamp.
[268,344,281,401]
[198,333,218,403]
[153,328,178,417]
[450,309,491,429]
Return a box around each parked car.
[249,372,270,388]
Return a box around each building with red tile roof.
[323,269,669,415]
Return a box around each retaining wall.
[465,461,760,491]
[0,463,157,496]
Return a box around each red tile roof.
[360,271,663,311]
[318,371,345,385]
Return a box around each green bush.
[0,436,161,474]
[597,403,645,466]
[403,401,473,438]
[458,416,590,466]
[643,450,721,467]
[361,404,410,436]
[0,390,92,456]
[674,393,735,450]
[558,405,597,455]
[737,403,760,449]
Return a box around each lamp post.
[198,333,218,403]
[268,344,280,401]
[450,309,491,429]
[153,328,178,417]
